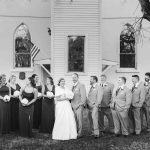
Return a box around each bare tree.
[138,0,150,22]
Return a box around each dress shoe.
[146,128,150,132]
[131,132,136,135]
[135,133,140,136]
[123,135,128,138]
[99,132,104,137]
[77,135,83,139]
[114,134,121,137]
[89,133,94,136]
[109,129,114,133]
[94,135,99,139]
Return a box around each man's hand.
[95,104,100,108]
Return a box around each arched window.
[120,23,136,68]
[14,23,32,68]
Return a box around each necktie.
[90,86,94,92]
[116,88,121,96]
[132,86,136,92]
[72,85,76,92]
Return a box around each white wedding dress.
[52,86,77,140]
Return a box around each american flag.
[30,42,40,61]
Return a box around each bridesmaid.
[19,76,38,137]
[32,74,42,129]
[40,76,55,134]
[9,75,21,132]
[0,74,11,134]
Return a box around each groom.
[71,73,87,138]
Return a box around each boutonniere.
[145,86,149,89]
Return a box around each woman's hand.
[22,102,30,106]
[26,102,30,106]
[43,95,47,98]
[55,94,68,101]
[61,94,69,101]
[3,98,7,103]
[21,103,27,106]
[48,95,55,99]
[61,93,66,99]
[11,95,16,98]
[0,96,4,100]
[43,94,50,99]
[38,95,42,99]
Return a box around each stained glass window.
[14,23,31,68]
[68,36,85,72]
[120,23,136,68]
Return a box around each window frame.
[117,23,138,73]
[65,33,88,76]
[12,23,33,72]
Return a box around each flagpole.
[50,0,55,78]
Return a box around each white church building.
[0,0,149,89]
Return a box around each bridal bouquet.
[55,86,74,100]
[47,91,54,98]
[38,92,42,98]
[4,95,10,102]
[21,98,29,105]
[13,90,20,97]
[65,90,74,100]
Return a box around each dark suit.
[87,83,103,136]
[71,82,86,136]
[99,82,114,133]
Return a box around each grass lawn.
[1,109,150,150]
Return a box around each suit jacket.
[144,82,150,106]
[131,82,146,108]
[110,86,132,112]
[101,82,114,107]
[71,82,86,109]
[87,83,103,107]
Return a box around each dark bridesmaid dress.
[10,84,21,132]
[19,90,34,137]
[33,85,42,129]
[40,85,55,134]
[0,84,10,134]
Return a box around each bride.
[52,78,77,140]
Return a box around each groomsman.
[141,72,150,131]
[71,73,86,138]
[87,76,103,138]
[110,77,132,137]
[99,74,114,134]
[129,75,146,135]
